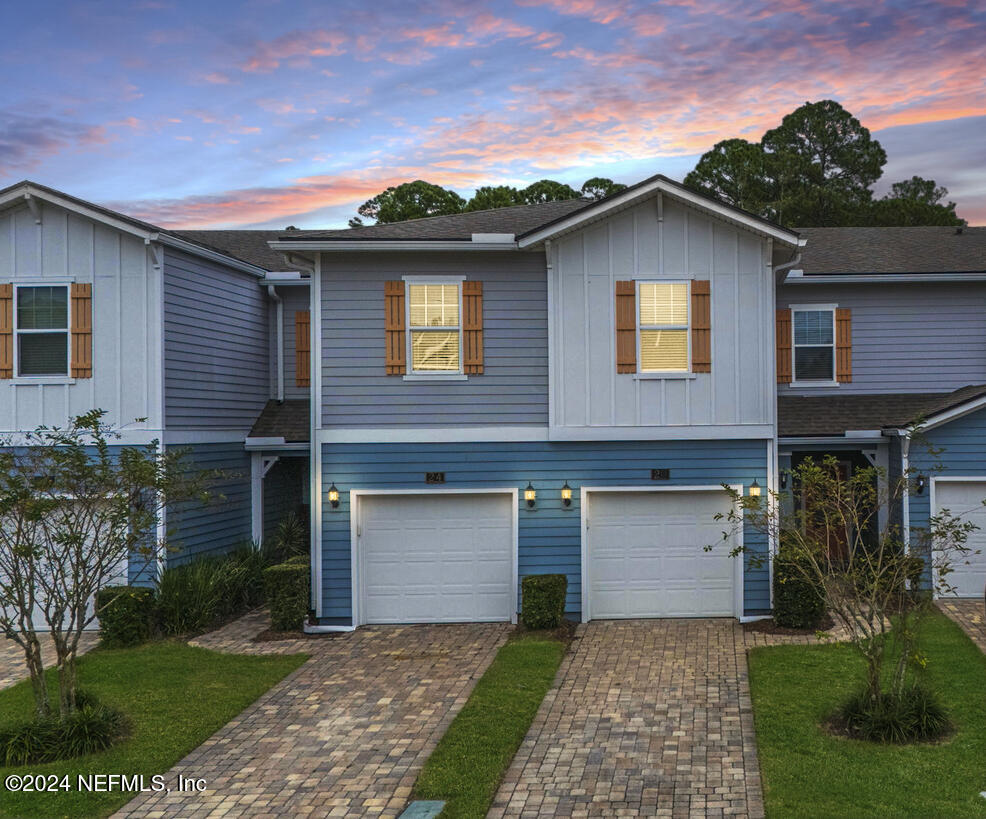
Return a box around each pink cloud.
[241,29,346,73]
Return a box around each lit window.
[408,283,461,372]
[16,285,69,377]
[638,282,689,372]
[793,308,835,381]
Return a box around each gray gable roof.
[249,399,310,442]
[778,384,986,437]
[173,230,289,272]
[798,226,986,275]
[281,199,590,241]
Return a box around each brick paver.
[491,619,764,818]
[938,598,986,653]
[1,631,99,691]
[114,614,509,818]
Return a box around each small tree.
[712,452,977,712]
[0,410,215,720]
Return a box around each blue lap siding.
[908,407,986,557]
[319,439,770,624]
[166,442,252,566]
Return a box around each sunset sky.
[2,0,984,228]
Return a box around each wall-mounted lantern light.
[524,482,537,509]
[749,479,761,498]
[780,471,788,490]
[328,482,340,509]
[561,481,573,507]
[916,475,926,495]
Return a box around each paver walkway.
[115,614,509,818]
[938,598,986,652]
[491,619,763,818]
[0,631,99,691]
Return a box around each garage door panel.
[935,481,986,598]
[587,490,736,620]
[360,493,514,624]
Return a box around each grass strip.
[413,632,566,818]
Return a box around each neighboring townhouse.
[270,175,801,628]
[0,181,309,613]
[3,176,983,631]
[776,225,986,597]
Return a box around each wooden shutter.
[295,310,310,387]
[836,308,852,383]
[0,284,12,379]
[70,283,92,378]
[690,280,711,373]
[462,280,483,374]
[384,281,406,375]
[615,281,636,373]
[776,308,792,384]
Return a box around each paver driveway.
[1,632,99,691]
[491,619,763,818]
[115,612,509,818]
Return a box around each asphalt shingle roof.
[778,384,986,437]
[797,226,986,275]
[282,199,591,241]
[248,400,310,442]
[173,230,290,272]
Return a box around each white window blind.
[408,284,461,372]
[638,282,689,372]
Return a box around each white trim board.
[317,427,549,444]
[348,488,520,628]
[579,484,746,623]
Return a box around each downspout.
[267,285,284,403]
[900,430,911,555]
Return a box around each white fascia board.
[778,434,891,447]
[261,277,310,286]
[784,273,986,284]
[549,424,775,441]
[912,394,986,433]
[156,234,267,277]
[269,240,520,252]
[517,179,800,249]
[0,185,155,240]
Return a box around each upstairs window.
[408,283,461,373]
[16,285,69,377]
[793,308,835,382]
[638,282,689,372]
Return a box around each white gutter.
[267,285,284,402]
[784,272,986,284]
[269,240,522,252]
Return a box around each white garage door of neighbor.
[587,490,737,619]
[358,493,515,624]
[935,480,986,598]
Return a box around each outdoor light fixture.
[328,483,340,509]
[780,471,788,490]
[749,479,762,498]
[916,475,926,495]
[561,481,573,507]
[524,482,537,509]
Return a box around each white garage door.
[358,493,515,624]
[935,481,986,598]
[586,490,737,619]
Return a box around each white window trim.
[13,282,72,380]
[636,280,691,376]
[790,303,838,387]
[403,276,467,379]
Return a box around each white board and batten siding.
[0,200,163,434]
[549,198,775,438]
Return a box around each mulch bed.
[744,613,836,635]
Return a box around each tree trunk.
[21,633,51,719]
[53,634,78,718]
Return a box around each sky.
[1,0,984,229]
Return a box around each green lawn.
[413,632,567,818]
[749,612,986,818]
[0,642,307,818]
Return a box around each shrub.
[772,544,826,629]
[0,693,129,766]
[521,574,567,630]
[96,586,156,647]
[835,682,951,743]
[264,561,310,632]
[262,512,309,564]
[156,546,267,636]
